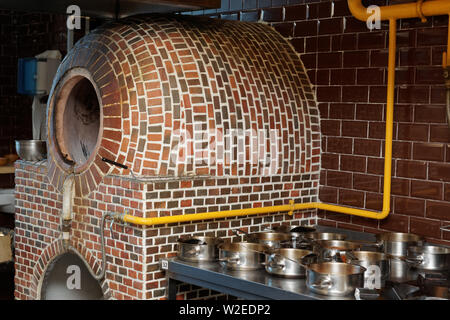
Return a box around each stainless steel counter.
[161,257,352,300]
[160,226,419,300]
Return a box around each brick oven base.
[14,160,319,300]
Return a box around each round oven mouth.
[51,69,103,173]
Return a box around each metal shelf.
[160,226,377,300]
[161,258,352,300]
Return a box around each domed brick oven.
[14,14,320,300]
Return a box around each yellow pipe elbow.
[347,0,373,21]
[348,0,450,22]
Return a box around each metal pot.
[388,258,412,282]
[346,251,390,289]
[272,225,316,248]
[313,240,362,263]
[264,248,313,278]
[15,140,47,161]
[303,232,347,241]
[247,232,292,249]
[375,232,423,257]
[297,232,347,250]
[272,225,316,234]
[353,232,423,256]
[406,245,450,271]
[218,242,268,270]
[306,262,366,297]
[177,236,223,262]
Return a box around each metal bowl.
[15,140,47,161]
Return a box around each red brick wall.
[14,161,317,299]
[196,0,449,244]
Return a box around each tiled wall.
[191,0,450,245]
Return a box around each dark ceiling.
[0,0,220,18]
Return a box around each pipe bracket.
[288,200,295,216]
[111,211,126,223]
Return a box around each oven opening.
[54,75,101,171]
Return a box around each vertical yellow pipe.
[312,18,397,219]
[382,19,397,214]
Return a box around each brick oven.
[14,14,320,300]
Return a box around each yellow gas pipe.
[116,0,450,226]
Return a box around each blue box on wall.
[17,57,38,95]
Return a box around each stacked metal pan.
[175,228,450,297]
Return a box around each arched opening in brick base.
[32,240,110,300]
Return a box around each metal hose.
[68,211,115,281]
